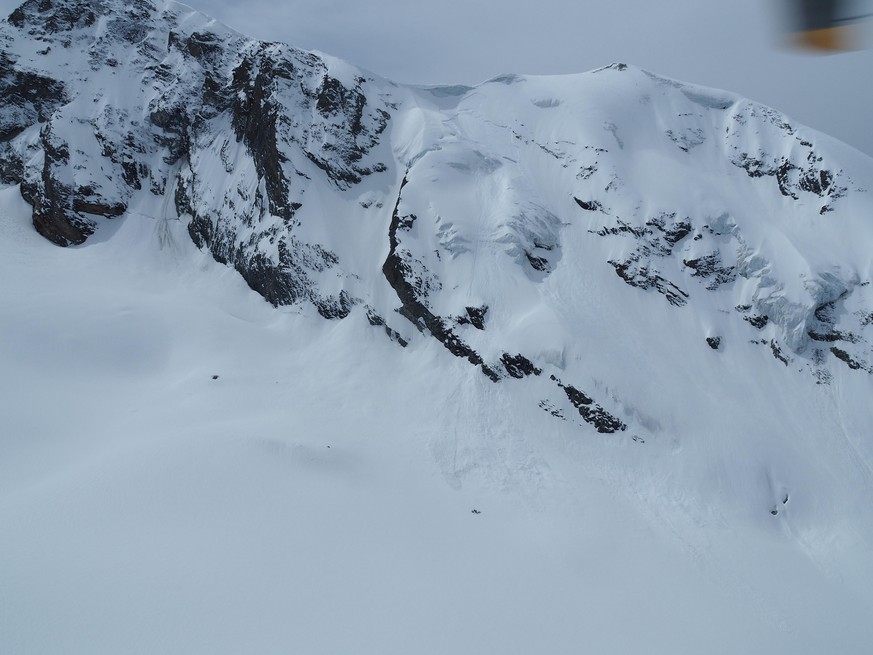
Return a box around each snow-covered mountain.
[2,1,873,653]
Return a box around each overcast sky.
[3,0,872,156]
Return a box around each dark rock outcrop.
[0,50,67,142]
[683,253,736,290]
[727,103,848,212]
[365,307,409,347]
[229,48,295,221]
[831,346,864,371]
[456,306,487,330]
[551,375,626,434]
[0,144,24,184]
[595,212,693,306]
[744,314,769,330]
[8,0,99,34]
[501,354,541,379]
[770,340,789,366]
[609,259,689,307]
[382,176,500,381]
[574,197,602,212]
[24,124,97,246]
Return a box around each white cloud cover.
[2,0,871,155]
[194,0,873,156]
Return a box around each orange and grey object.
[789,0,871,51]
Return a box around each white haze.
[188,0,873,157]
[2,0,870,154]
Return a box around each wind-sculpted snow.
[1,0,872,432]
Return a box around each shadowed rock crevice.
[229,49,295,221]
[382,175,500,381]
[24,123,108,246]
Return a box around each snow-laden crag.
[2,0,872,436]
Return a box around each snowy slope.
[2,1,873,653]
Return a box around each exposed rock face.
[2,0,392,306]
[1,0,871,439]
[0,50,66,143]
[551,375,626,434]
[383,176,502,381]
[501,353,542,379]
[726,103,847,213]
[8,0,98,33]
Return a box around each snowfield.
[1,1,873,653]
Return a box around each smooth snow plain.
[2,179,873,654]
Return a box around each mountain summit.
[2,2,873,652]
[2,0,871,413]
